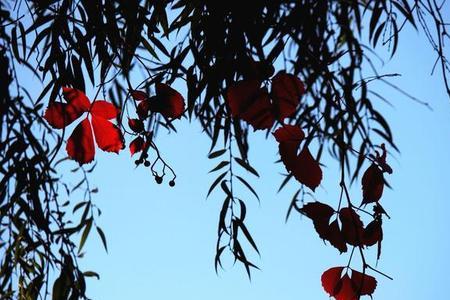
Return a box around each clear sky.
[19,14,450,300]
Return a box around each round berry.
[169,180,175,187]
[155,176,163,184]
[144,161,150,167]
[134,159,141,165]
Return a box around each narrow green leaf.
[18,22,26,58]
[96,226,108,253]
[209,160,229,173]
[78,218,93,253]
[236,176,259,201]
[83,271,100,279]
[234,158,259,177]
[11,27,21,61]
[237,220,260,255]
[207,172,227,198]
[208,149,226,159]
[220,180,233,198]
[214,246,226,273]
[278,173,293,192]
[141,36,160,61]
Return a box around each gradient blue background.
[19,16,450,300]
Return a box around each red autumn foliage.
[44,87,90,129]
[299,202,335,239]
[327,219,348,253]
[131,83,185,119]
[271,72,305,119]
[361,144,393,205]
[227,80,274,130]
[363,219,383,247]
[299,202,347,253]
[339,207,364,246]
[363,217,383,260]
[44,87,124,164]
[90,115,124,153]
[321,267,345,297]
[129,90,148,101]
[322,267,377,300]
[129,136,145,156]
[361,163,384,205]
[66,118,95,164]
[128,118,144,133]
[226,71,305,130]
[300,202,383,253]
[273,125,322,191]
[351,269,377,296]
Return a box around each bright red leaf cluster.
[273,125,322,191]
[130,83,185,119]
[322,267,377,300]
[44,87,124,164]
[226,71,305,130]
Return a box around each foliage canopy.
[0,0,448,299]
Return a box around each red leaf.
[321,267,345,297]
[66,118,95,164]
[226,80,274,130]
[335,274,359,300]
[300,202,334,239]
[91,115,124,153]
[62,87,91,110]
[128,118,144,133]
[271,71,305,120]
[44,87,90,128]
[363,219,383,247]
[44,102,84,129]
[225,72,303,130]
[239,88,274,130]
[294,147,323,191]
[90,100,119,119]
[46,88,124,164]
[322,267,377,300]
[273,124,305,143]
[351,270,377,296]
[137,100,151,119]
[327,219,348,253]
[274,125,322,191]
[129,136,145,156]
[130,90,148,101]
[361,163,384,204]
[226,80,261,117]
[149,83,185,119]
[300,202,347,253]
[364,218,383,259]
[339,207,364,246]
[300,202,335,220]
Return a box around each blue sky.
[71,25,450,299]
[16,12,450,300]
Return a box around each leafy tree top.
[0,0,448,299]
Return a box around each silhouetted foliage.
[0,0,449,299]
